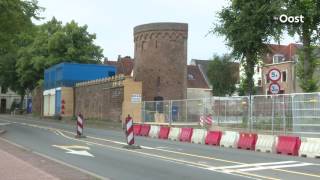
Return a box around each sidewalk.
[0,148,58,180]
[0,135,100,180]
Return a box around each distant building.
[261,43,303,95]
[0,87,28,113]
[187,65,211,99]
[191,59,240,96]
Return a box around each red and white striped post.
[76,113,85,138]
[125,115,134,145]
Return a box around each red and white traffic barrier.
[200,115,213,127]
[76,113,85,137]
[125,115,134,145]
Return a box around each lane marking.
[4,117,320,179]
[0,122,11,126]
[55,130,278,180]
[211,161,298,170]
[230,163,314,173]
[0,137,106,180]
[52,145,94,157]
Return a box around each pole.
[271,96,275,135]
[282,95,286,134]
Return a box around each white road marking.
[52,145,94,157]
[210,161,298,170]
[227,163,314,173]
[0,122,11,126]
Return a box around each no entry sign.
[269,83,280,94]
[268,68,281,82]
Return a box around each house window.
[273,54,285,64]
[282,71,287,82]
[258,80,262,87]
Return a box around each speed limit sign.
[268,68,281,82]
[269,83,280,94]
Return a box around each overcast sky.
[36,0,298,63]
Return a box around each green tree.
[0,0,41,110]
[213,0,283,95]
[207,55,238,96]
[285,0,320,92]
[15,17,104,103]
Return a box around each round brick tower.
[133,22,188,101]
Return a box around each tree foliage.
[213,0,283,95]
[0,1,104,110]
[207,55,238,96]
[285,0,320,92]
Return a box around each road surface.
[0,115,319,180]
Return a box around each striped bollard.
[76,113,86,138]
[123,115,141,149]
[125,115,134,145]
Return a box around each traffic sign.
[268,68,281,82]
[269,83,281,94]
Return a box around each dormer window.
[188,74,195,80]
[273,54,285,64]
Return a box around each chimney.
[117,55,121,62]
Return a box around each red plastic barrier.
[140,124,151,136]
[133,124,141,136]
[237,133,257,150]
[158,126,170,139]
[205,131,222,146]
[179,128,193,142]
[276,136,301,156]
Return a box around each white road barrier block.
[149,125,160,138]
[255,134,277,153]
[191,129,207,144]
[220,131,239,148]
[299,137,320,158]
[168,127,181,141]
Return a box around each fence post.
[169,100,172,126]
[271,96,275,135]
[249,96,252,132]
[282,95,286,134]
[185,99,188,122]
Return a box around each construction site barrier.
[140,124,151,136]
[133,124,141,136]
[179,128,193,142]
[276,135,301,156]
[168,127,181,141]
[255,134,277,153]
[299,137,320,158]
[220,131,239,148]
[237,133,257,150]
[159,126,170,139]
[205,131,222,146]
[149,125,160,138]
[191,129,207,144]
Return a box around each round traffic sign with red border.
[268,68,281,82]
[269,82,281,94]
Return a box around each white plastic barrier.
[220,131,239,148]
[168,127,181,141]
[299,137,320,158]
[255,134,277,153]
[191,129,207,144]
[149,125,160,138]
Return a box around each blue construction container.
[44,62,116,90]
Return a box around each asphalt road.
[0,115,319,180]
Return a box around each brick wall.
[75,78,124,122]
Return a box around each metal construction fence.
[141,92,320,137]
